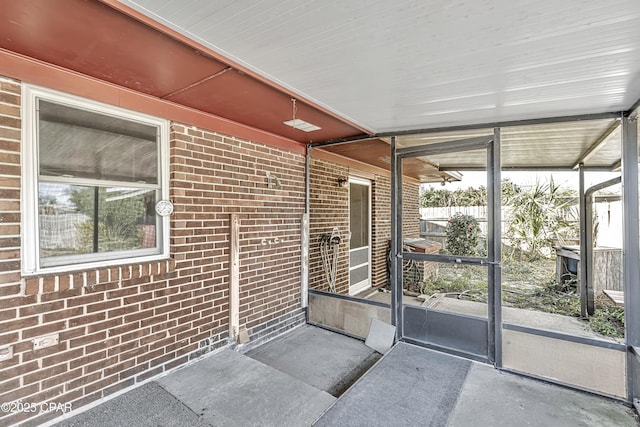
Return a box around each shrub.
[505,178,578,260]
[446,213,480,256]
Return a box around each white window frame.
[22,84,170,275]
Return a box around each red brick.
[0,383,39,403]
[42,276,56,293]
[150,351,175,368]
[24,363,68,385]
[0,284,20,297]
[0,308,16,322]
[40,287,81,302]
[58,275,71,292]
[135,365,162,382]
[25,278,40,295]
[0,332,18,346]
[22,321,66,340]
[70,331,106,349]
[120,328,150,344]
[68,312,106,328]
[68,371,102,391]
[0,317,38,334]
[0,360,39,382]
[66,292,104,307]
[43,307,84,323]
[85,337,119,355]
[118,345,148,362]
[59,327,86,342]
[87,318,122,334]
[41,366,83,390]
[135,347,164,365]
[106,341,137,358]
[84,355,118,375]
[104,359,135,377]
[86,299,121,313]
[84,374,118,394]
[19,301,64,317]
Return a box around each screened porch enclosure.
[308,115,639,402]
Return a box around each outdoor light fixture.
[283,119,321,132]
[266,171,281,189]
[337,178,349,188]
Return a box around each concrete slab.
[54,382,208,427]
[51,325,638,427]
[246,325,378,396]
[447,363,639,427]
[158,348,335,427]
[314,343,471,427]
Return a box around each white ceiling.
[121,0,640,134]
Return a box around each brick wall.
[371,175,391,289]
[309,155,421,294]
[0,77,306,426]
[170,125,305,335]
[308,158,350,294]
[402,182,421,238]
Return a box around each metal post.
[622,116,640,403]
[93,187,99,253]
[584,178,594,316]
[302,146,311,314]
[578,163,588,318]
[390,136,403,339]
[487,128,502,366]
[584,177,621,316]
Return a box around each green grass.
[589,306,625,338]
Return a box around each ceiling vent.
[283,119,321,132]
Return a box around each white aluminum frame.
[348,176,372,296]
[21,84,170,275]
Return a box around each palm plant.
[505,178,578,260]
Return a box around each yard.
[417,258,624,338]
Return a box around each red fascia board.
[0,48,306,155]
[99,0,373,137]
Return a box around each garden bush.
[445,213,480,256]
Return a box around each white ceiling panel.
[397,119,621,170]
[121,0,640,134]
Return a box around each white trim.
[21,84,171,275]
[349,261,370,270]
[348,177,372,295]
[40,176,160,190]
[349,176,371,187]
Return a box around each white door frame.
[348,177,372,295]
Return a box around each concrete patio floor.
[48,324,638,427]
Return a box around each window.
[22,85,169,274]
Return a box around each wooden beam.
[229,214,240,340]
[313,148,421,185]
[0,48,307,155]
